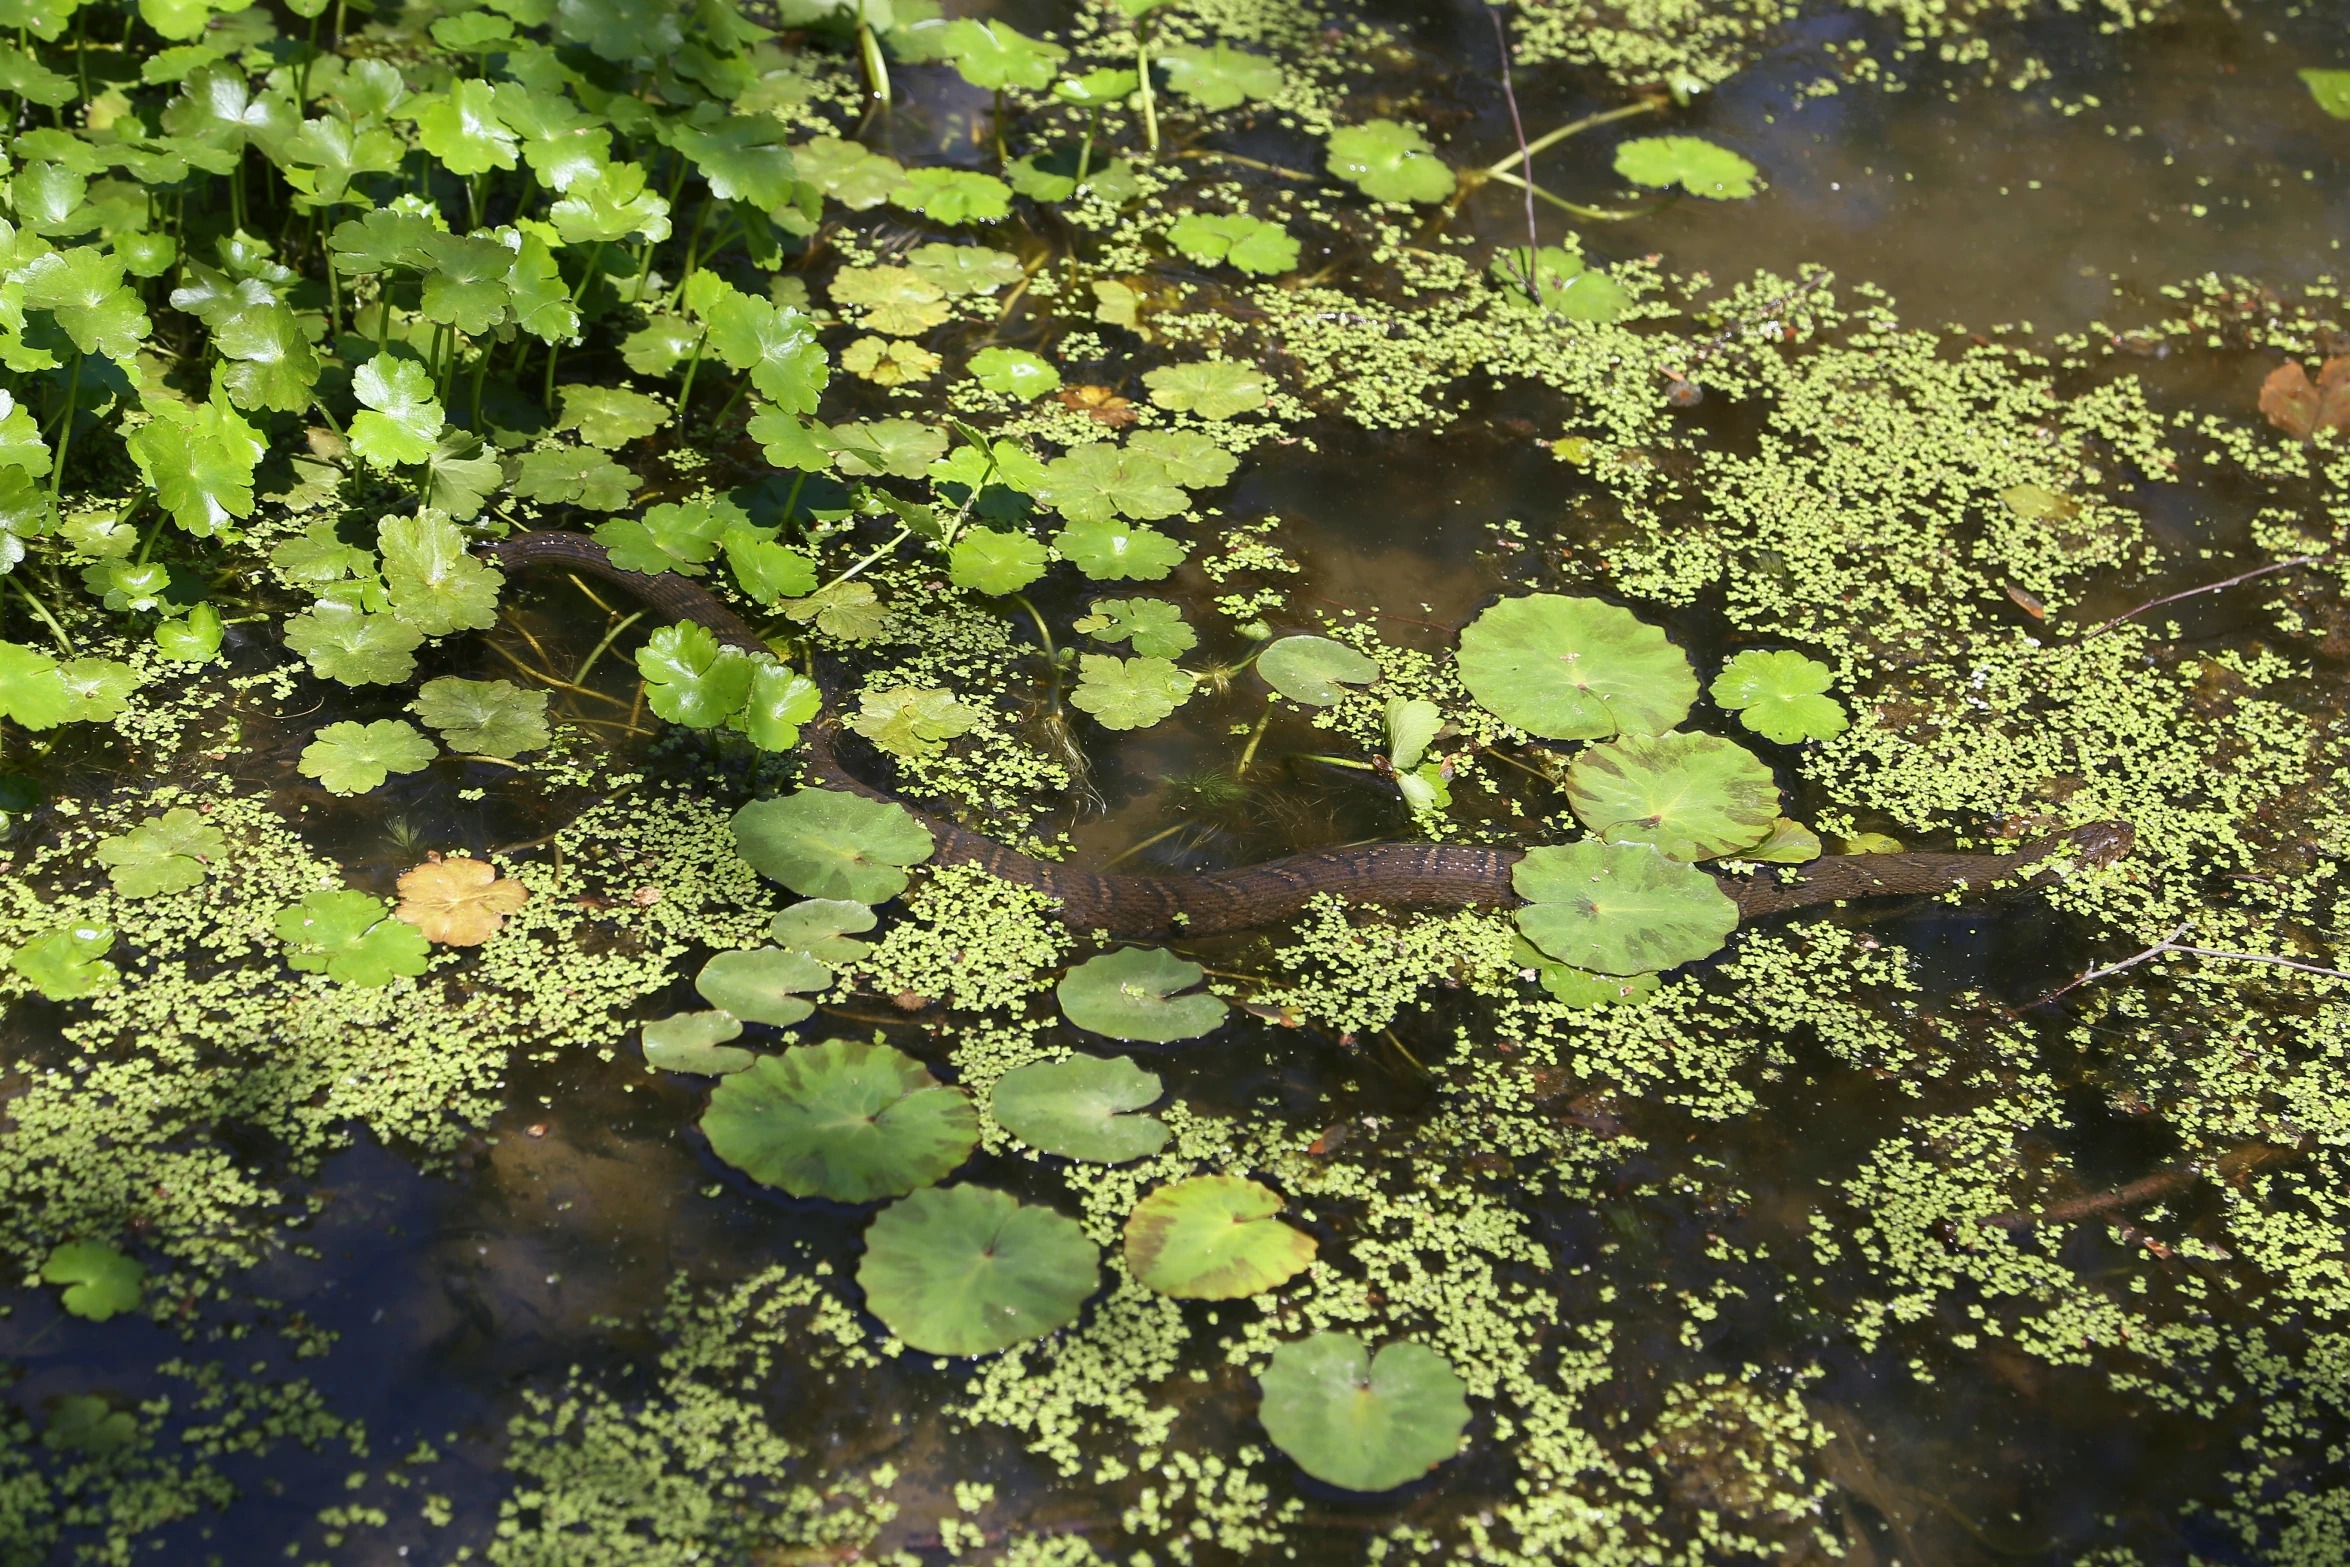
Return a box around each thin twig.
[2168,945,2350,983]
[2029,924,2350,1007]
[1488,5,1541,296]
[1101,819,1192,869]
[2076,553,2324,641]
[2027,923,2190,1007]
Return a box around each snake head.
[2065,820,2136,869]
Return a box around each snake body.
[482,531,2134,937]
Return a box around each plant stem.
[1235,695,1273,774]
[674,327,709,413]
[46,353,80,520]
[572,609,645,685]
[11,577,73,655]
[855,3,891,107]
[1480,167,1661,222]
[1482,97,1665,177]
[1134,16,1158,157]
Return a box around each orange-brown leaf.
[394,858,529,946]
[2260,356,2350,440]
[1058,385,1138,428]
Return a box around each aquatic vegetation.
[702,1040,977,1201]
[1456,594,1696,738]
[641,1010,754,1075]
[1255,1332,1471,1493]
[1057,946,1228,1042]
[1514,841,1740,973]
[990,1054,1172,1162]
[1123,1173,1317,1299]
[1708,649,1847,744]
[1256,634,1379,706]
[39,1241,142,1322]
[859,1185,1100,1355]
[392,857,531,946]
[731,789,936,902]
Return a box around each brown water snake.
[480,530,2134,937]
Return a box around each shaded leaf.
[1057,945,1225,1042]
[695,945,830,1025]
[93,807,223,896]
[991,1055,1168,1162]
[642,1010,753,1075]
[412,675,550,757]
[1258,1333,1470,1492]
[42,1241,142,1321]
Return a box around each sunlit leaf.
[948,526,1048,595]
[1141,360,1270,420]
[558,383,667,449]
[1613,135,1759,199]
[1488,242,1630,322]
[890,166,1012,225]
[1258,635,1376,706]
[299,718,438,795]
[1037,443,1186,526]
[695,945,830,1026]
[673,115,797,211]
[10,922,118,999]
[791,135,903,210]
[92,807,225,897]
[779,578,888,640]
[1074,597,1194,659]
[904,243,1023,296]
[1069,652,1193,730]
[552,0,684,62]
[328,208,438,275]
[966,345,1060,398]
[153,601,223,663]
[723,523,819,607]
[636,620,754,727]
[642,1011,753,1075]
[1165,212,1296,276]
[210,299,321,413]
[1709,649,1847,744]
[2300,68,2350,119]
[851,684,978,759]
[940,17,1065,91]
[1385,696,1442,771]
[124,391,262,535]
[42,1241,142,1321]
[283,600,423,685]
[1326,119,1454,205]
[829,264,950,336]
[704,294,826,411]
[1565,732,1779,860]
[511,446,638,510]
[1456,593,1695,740]
[274,888,432,986]
[1159,42,1281,109]
[991,1055,1168,1163]
[380,511,499,635]
[21,245,148,358]
[394,856,528,944]
[349,354,446,468]
[549,160,672,245]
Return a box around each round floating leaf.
[949,527,1049,595]
[991,1055,1170,1162]
[1257,1332,1471,1492]
[643,1010,753,1075]
[770,899,877,962]
[702,1040,977,1202]
[1325,119,1455,205]
[10,923,117,1000]
[1739,817,1822,865]
[967,346,1062,399]
[1709,650,1848,744]
[1165,214,1298,276]
[42,1241,143,1321]
[1513,841,1737,977]
[1455,594,1695,740]
[299,719,438,796]
[905,243,1023,296]
[858,1184,1100,1356]
[394,858,529,945]
[1511,938,1659,1009]
[1125,1174,1316,1299]
[1037,444,1187,526]
[1488,243,1630,323]
[1258,636,1377,706]
[696,946,831,1026]
[1565,732,1779,861]
[275,889,433,987]
[1054,517,1188,582]
[1075,598,1195,660]
[92,808,226,897]
[411,676,551,758]
[1070,653,1195,731]
[1159,43,1283,110]
[1142,361,1271,420]
[2302,67,2350,119]
[1612,135,1759,199]
[890,166,1012,225]
[733,789,936,904]
[1057,946,1227,1043]
[45,1395,137,1455]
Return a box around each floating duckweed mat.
[0,0,2346,1561]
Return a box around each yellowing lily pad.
[1124,1174,1316,1299]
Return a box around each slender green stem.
[1234,695,1274,774]
[46,353,80,519]
[992,87,1006,166]
[1075,108,1099,188]
[1010,593,1055,660]
[814,525,912,597]
[1479,167,1665,222]
[1482,97,1664,176]
[855,6,891,107]
[572,609,645,685]
[131,498,168,567]
[674,327,709,413]
[11,577,73,655]
[780,468,808,527]
[676,196,717,288]
[709,373,751,425]
[1134,17,1157,157]
[468,341,491,429]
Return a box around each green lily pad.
[283,602,425,686]
[1125,1174,1316,1299]
[1055,518,1188,582]
[1259,636,1378,706]
[10,923,118,1000]
[1456,594,1695,740]
[990,1055,1170,1162]
[702,1040,977,1202]
[770,900,877,962]
[949,527,1049,595]
[275,889,434,987]
[858,1184,1099,1355]
[1165,213,1298,276]
[42,1241,143,1321]
[732,789,936,903]
[851,685,980,760]
[92,808,226,897]
[1613,135,1759,199]
[1325,119,1454,205]
[966,346,1061,399]
[1709,650,1848,744]
[511,446,639,510]
[1142,360,1271,420]
[1510,936,1659,1009]
[1512,841,1737,977]
[642,1010,753,1075]
[1070,653,1195,731]
[2301,68,2350,119]
[695,946,832,1026]
[1564,732,1779,861]
[1257,1332,1471,1492]
[299,719,438,797]
[1075,598,1195,659]
[412,677,551,759]
[1057,946,1227,1042]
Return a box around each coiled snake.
[482,531,2134,937]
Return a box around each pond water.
[7,0,2350,1563]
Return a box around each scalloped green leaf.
[1069,653,1194,731]
[948,526,1049,595]
[1565,731,1779,861]
[1075,597,1194,659]
[1142,360,1271,419]
[1326,119,1454,205]
[966,346,1061,398]
[636,622,753,727]
[1159,43,1282,110]
[1165,213,1297,276]
[299,719,438,796]
[412,677,550,758]
[1613,135,1759,199]
[10,922,117,1000]
[42,1241,143,1321]
[1709,649,1848,744]
[274,889,432,986]
[93,808,224,897]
